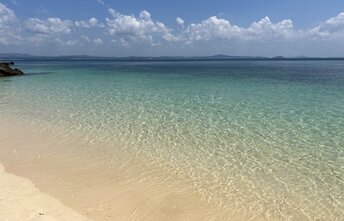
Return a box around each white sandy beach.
[0,163,90,221]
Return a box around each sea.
[0,60,343,220]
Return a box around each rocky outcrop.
[0,62,24,77]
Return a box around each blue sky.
[1,0,344,56]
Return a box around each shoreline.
[0,115,247,221]
[0,163,89,221]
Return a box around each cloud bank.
[1,2,344,56]
[0,2,20,44]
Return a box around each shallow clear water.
[1,60,344,220]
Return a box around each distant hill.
[0,53,34,59]
[1,53,343,61]
[0,53,268,61]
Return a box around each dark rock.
[0,62,24,77]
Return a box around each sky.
[1,0,344,57]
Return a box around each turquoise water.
[1,60,344,220]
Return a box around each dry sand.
[0,163,90,221]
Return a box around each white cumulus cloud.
[309,12,344,39]
[183,16,244,43]
[25,17,73,34]
[75,17,104,28]
[105,9,172,46]
[176,17,184,26]
[246,17,295,40]
[97,0,105,6]
[93,38,103,45]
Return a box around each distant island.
[1,53,344,61]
